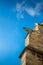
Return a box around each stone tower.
[19,23,43,65]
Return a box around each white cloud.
[25,3,43,16]
[16,2,25,19]
[16,3,22,12]
[25,7,35,16]
[13,2,43,19]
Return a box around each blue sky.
[0,0,43,65]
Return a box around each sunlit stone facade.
[25,34,29,46]
[19,23,43,65]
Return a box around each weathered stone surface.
[29,25,43,51]
[25,34,29,46]
[21,51,26,65]
[19,23,43,65]
[26,49,43,65]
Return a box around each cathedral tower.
[19,23,43,65]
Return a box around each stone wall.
[30,30,43,51]
[21,51,26,65]
[26,49,43,65]
[25,34,29,46]
[25,25,43,51]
